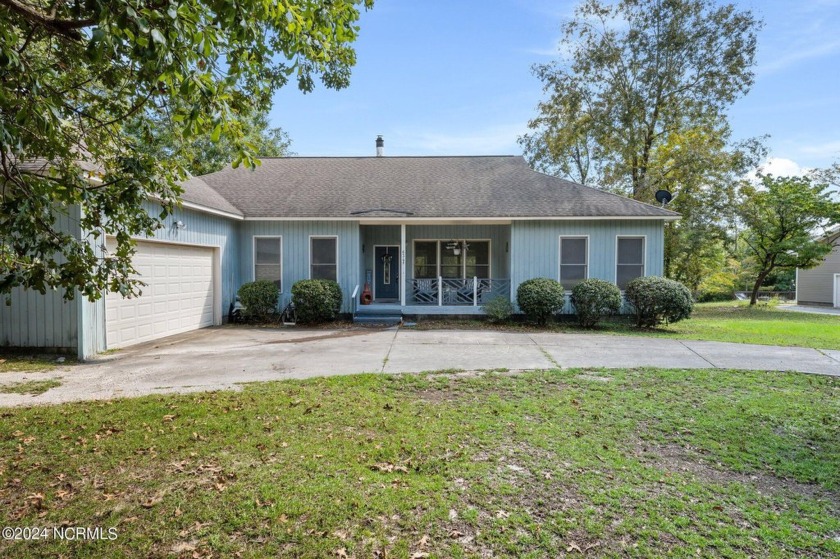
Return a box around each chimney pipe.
[375,135,384,157]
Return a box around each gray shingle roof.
[190,156,679,219]
[180,175,243,217]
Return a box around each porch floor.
[359,302,486,316]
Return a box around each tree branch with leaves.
[0,0,373,301]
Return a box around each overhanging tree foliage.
[520,0,760,200]
[0,0,372,301]
[126,108,294,177]
[737,174,840,305]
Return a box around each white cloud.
[757,157,810,177]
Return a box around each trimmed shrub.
[292,279,343,323]
[516,278,565,325]
[625,276,693,328]
[238,280,279,321]
[570,278,622,328]
[482,296,514,323]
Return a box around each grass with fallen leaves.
[1,368,838,558]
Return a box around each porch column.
[400,223,406,307]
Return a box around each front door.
[374,246,399,301]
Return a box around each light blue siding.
[510,220,664,310]
[0,206,81,353]
[239,221,360,313]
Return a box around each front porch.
[354,223,512,321]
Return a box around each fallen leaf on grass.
[26,493,45,508]
[370,462,409,474]
[141,496,162,508]
[416,534,430,548]
[335,548,348,558]
[449,529,464,538]
[162,414,176,422]
[171,541,197,553]
[410,553,429,559]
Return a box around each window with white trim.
[311,237,338,281]
[559,237,587,289]
[616,237,645,289]
[254,237,282,290]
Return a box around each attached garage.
[105,239,218,348]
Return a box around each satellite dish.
[655,189,673,205]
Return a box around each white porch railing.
[409,277,511,306]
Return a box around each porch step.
[355,305,402,316]
[354,304,403,325]
[353,314,402,326]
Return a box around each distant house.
[1,139,678,358]
[796,228,840,307]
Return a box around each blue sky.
[269,0,840,175]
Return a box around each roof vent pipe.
[375,135,384,157]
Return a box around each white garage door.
[106,239,216,348]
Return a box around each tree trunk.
[749,270,770,306]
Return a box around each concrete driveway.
[1,325,838,406]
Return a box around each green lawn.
[414,301,840,350]
[607,302,840,349]
[1,369,837,558]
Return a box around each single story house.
[1,144,678,358]
[796,228,840,307]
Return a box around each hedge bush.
[291,279,343,323]
[570,278,622,328]
[516,278,565,325]
[237,280,279,321]
[625,276,693,328]
[482,296,514,322]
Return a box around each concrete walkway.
[1,326,838,407]
[778,304,840,316]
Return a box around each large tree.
[0,0,371,301]
[737,174,840,305]
[127,108,294,177]
[520,0,760,200]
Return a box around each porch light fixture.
[445,240,469,256]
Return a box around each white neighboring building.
[796,229,840,307]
